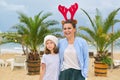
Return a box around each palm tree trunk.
[22,44,26,55]
[111,25,114,69]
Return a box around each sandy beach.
[0,52,120,80]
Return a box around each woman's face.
[63,23,76,38]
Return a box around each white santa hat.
[44,35,58,46]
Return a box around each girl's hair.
[62,19,77,28]
[44,45,58,54]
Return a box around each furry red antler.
[69,3,78,20]
[58,3,78,21]
[58,5,68,20]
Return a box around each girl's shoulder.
[42,54,49,58]
[43,53,58,56]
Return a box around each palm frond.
[103,8,120,33]
[79,26,97,41]
[79,8,120,52]
[81,8,96,31]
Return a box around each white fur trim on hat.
[44,35,58,46]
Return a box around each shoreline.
[0,48,120,53]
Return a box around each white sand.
[0,53,120,80]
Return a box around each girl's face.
[46,40,55,52]
[63,23,76,38]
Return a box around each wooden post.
[111,25,114,70]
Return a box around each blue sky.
[0,0,120,32]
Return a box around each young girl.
[40,35,59,80]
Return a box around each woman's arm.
[40,63,46,80]
[82,40,89,78]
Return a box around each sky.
[0,0,120,32]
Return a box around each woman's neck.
[67,36,75,44]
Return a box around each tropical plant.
[0,11,62,75]
[12,11,61,60]
[79,8,120,65]
[0,32,27,55]
[0,32,22,44]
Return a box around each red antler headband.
[58,3,78,20]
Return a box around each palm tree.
[0,32,28,55]
[79,8,120,64]
[12,11,61,75]
[14,11,61,52]
[79,8,120,77]
[0,32,18,43]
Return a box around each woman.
[58,19,89,80]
